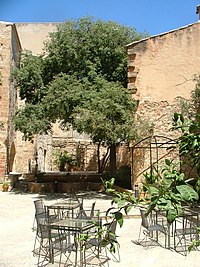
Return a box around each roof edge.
[126,21,200,47]
[0,21,13,25]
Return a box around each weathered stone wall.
[0,22,37,179]
[0,23,13,180]
[127,22,200,187]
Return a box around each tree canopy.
[13,17,147,172]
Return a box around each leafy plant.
[143,159,199,223]
[54,150,78,171]
[173,112,200,191]
[2,181,9,192]
[188,227,200,252]
[102,178,137,226]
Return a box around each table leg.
[48,227,54,264]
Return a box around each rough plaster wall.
[128,23,200,187]
[16,23,58,55]
[128,23,200,104]
[14,131,35,173]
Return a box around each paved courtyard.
[0,190,200,267]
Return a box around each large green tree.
[13,17,146,173]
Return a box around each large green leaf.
[176,185,199,202]
[114,212,123,227]
[167,208,177,223]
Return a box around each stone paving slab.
[0,190,200,267]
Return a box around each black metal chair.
[137,208,167,248]
[33,213,77,266]
[83,220,119,266]
[174,212,198,256]
[33,213,60,266]
[77,201,96,220]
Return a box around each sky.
[0,0,200,36]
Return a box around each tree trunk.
[110,144,117,177]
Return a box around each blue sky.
[0,0,200,35]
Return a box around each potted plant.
[66,154,78,172]
[2,181,9,192]
[54,150,78,172]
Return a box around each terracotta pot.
[2,185,9,192]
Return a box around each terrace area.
[0,190,200,267]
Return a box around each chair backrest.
[34,199,45,215]
[89,202,96,219]
[140,208,149,229]
[35,213,49,239]
[77,201,96,219]
[105,220,117,241]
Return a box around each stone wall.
[0,23,15,180]
[127,22,200,187]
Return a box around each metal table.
[45,201,81,220]
[49,218,96,266]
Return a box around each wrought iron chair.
[32,199,46,230]
[137,208,167,248]
[77,201,96,220]
[33,213,60,266]
[33,213,77,266]
[33,199,58,230]
[56,226,78,267]
[83,220,119,266]
[174,211,198,256]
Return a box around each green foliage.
[44,17,147,86]
[12,51,47,104]
[103,178,136,224]
[143,159,199,223]
[101,177,116,193]
[188,227,200,252]
[173,112,200,178]
[54,150,78,171]
[12,17,145,173]
[12,17,143,144]
[14,103,52,141]
[71,77,137,145]
[2,181,9,186]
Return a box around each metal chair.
[33,199,57,228]
[137,208,167,248]
[83,220,119,266]
[33,213,77,266]
[174,212,198,256]
[56,227,78,267]
[77,201,96,220]
[32,199,46,231]
[33,213,60,266]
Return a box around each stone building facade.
[127,20,200,186]
[0,22,21,179]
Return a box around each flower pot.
[2,184,9,192]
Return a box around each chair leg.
[137,225,143,244]
[32,216,36,231]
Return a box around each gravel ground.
[1,190,200,267]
